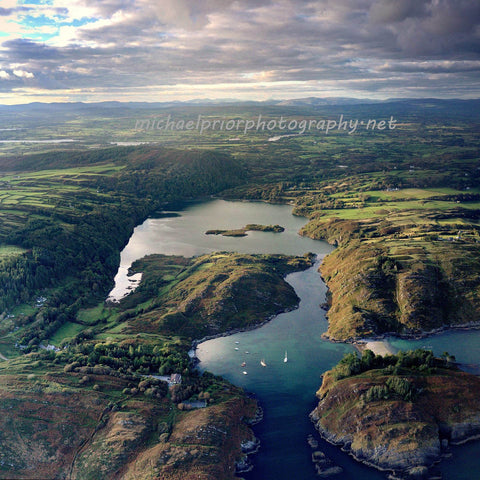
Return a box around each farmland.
[0,99,479,479]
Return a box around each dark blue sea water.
[111,199,480,480]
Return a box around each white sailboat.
[284,350,288,363]
[260,359,267,367]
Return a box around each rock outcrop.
[310,358,480,479]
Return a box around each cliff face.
[117,398,257,480]
[73,397,257,480]
[310,367,480,478]
[300,215,480,341]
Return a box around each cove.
[108,198,479,479]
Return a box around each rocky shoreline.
[307,434,343,477]
[309,415,439,480]
[321,320,480,345]
[189,256,318,356]
[185,233,480,479]
[188,267,304,477]
[235,437,262,474]
[310,355,480,480]
[310,417,480,480]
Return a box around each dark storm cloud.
[369,0,429,23]
[1,0,479,100]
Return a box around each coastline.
[190,303,299,357]
[309,422,438,480]
[354,339,397,357]
[190,253,320,357]
[311,385,480,480]
[322,321,480,346]
[190,255,323,478]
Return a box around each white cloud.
[0,71,11,80]
[13,69,34,78]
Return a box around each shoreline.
[322,320,480,346]
[113,196,480,479]
[354,339,397,357]
[190,254,320,357]
[311,407,480,480]
[189,304,300,358]
[310,416,445,480]
[190,256,323,477]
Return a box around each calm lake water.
[109,199,480,480]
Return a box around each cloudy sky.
[0,0,479,104]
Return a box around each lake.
[108,198,480,480]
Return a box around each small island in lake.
[206,224,285,237]
[311,349,480,480]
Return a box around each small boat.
[241,362,246,367]
[260,359,267,367]
[235,341,240,344]
[284,351,288,363]
[245,351,250,354]
[243,371,248,375]
[234,347,239,351]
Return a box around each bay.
[108,198,480,479]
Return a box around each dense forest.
[0,147,247,347]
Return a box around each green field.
[49,322,85,346]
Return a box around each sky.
[0,0,479,104]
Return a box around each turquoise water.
[197,259,386,480]
[111,199,480,479]
[388,330,480,375]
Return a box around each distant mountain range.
[0,97,479,110]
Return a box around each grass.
[0,245,27,259]
[102,252,313,340]
[293,172,480,340]
[77,303,113,325]
[0,103,477,479]
[49,322,85,346]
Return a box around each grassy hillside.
[231,173,480,340]
[123,252,314,338]
[0,251,311,479]
[297,180,480,340]
[0,147,246,355]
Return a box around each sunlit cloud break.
[0,0,478,103]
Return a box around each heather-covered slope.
[0,354,257,480]
[124,252,314,338]
[297,186,480,341]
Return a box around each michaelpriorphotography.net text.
[134,114,398,135]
